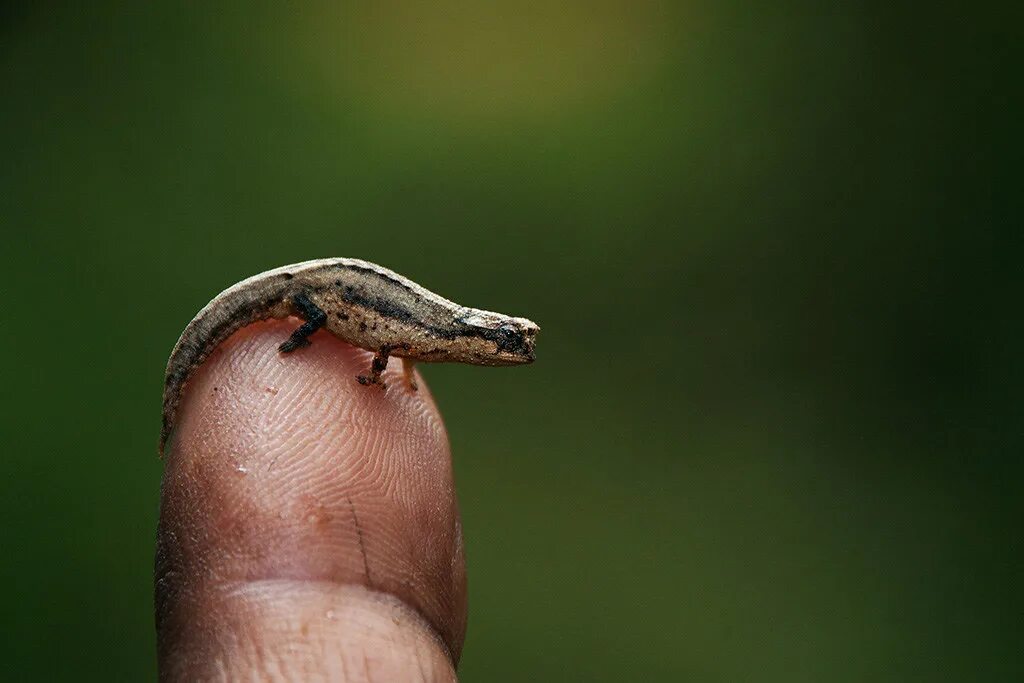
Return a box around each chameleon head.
[458,311,540,365]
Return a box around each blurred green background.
[1,2,1017,680]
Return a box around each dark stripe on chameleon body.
[335,282,466,340]
[324,261,526,351]
[341,287,417,324]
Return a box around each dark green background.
[1,2,1017,680]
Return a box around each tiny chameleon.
[160,258,539,455]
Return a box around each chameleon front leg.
[402,357,418,391]
[279,293,328,352]
[357,345,391,388]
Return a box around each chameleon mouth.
[492,338,535,364]
[515,337,537,363]
[521,324,539,362]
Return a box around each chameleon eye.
[495,325,521,350]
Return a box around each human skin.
[155,319,467,681]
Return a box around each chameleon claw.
[278,337,311,353]
[357,374,387,390]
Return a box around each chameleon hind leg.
[279,293,328,352]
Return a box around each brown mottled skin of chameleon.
[160,258,539,455]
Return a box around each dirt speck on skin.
[300,495,333,527]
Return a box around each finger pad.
[158,319,467,663]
